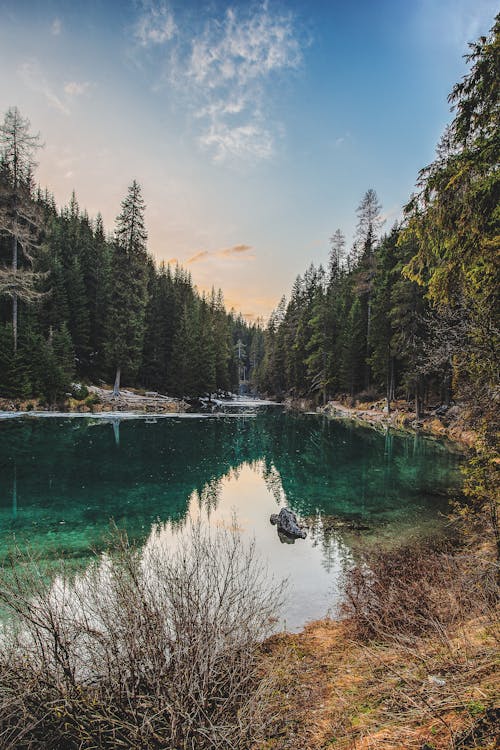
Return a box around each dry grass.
[257,617,498,750]
[257,541,499,750]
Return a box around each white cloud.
[333,131,353,149]
[187,5,302,88]
[135,2,176,47]
[18,60,69,115]
[64,81,91,97]
[132,2,306,163]
[198,120,273,163]
[51,18,62,36]
[184,4,303,161]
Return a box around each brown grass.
[257,617,498,749]
[257,541,499,750]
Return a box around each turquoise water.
[0,409,462,628]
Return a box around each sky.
[0,0,497,320]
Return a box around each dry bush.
[0,522,284,749]
[341,538,499,642]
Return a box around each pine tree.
[340,297,365,400]
[369,228,400,409]
[66,257,90,367]
[402,14,499,415]
[106,180,149,395]
[0,323,31,397]
[353,189,383,389]
[53,322,75,385]
[198,296,217,396]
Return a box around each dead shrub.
[0,522,284,749]
[341,538,499,642]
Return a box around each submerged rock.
[270,508,307,541]
[302,514,372,534]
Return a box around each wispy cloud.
[186,250,210,264]
[379,205,402,227]
[18,60,69,115]
[18,61,93,116]
[51,18,62,36]
[64,81,91,97]
[134,1,176,47]
[414,0,497,51]
[217,244,252,257]
[131,2,307,162]
[186,244,254,264]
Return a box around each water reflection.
[0,411,462,627]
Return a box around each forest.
[256,17,498,430]
[0,13,498,749]
[0,142,262,402]
[0,15,498,427]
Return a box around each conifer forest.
[1,17,498,424]
[0,8,498,750]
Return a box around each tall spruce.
[353,189,383,390]
[107,180,149,395]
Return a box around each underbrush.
[335,539,500,748]
[258,536,499,749]
[341,538,498,642]
[0,524,283,749]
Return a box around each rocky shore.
[322,399,478,449]
[283,396,477,449]
[0,385,188,416]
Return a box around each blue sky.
[0,0,497,319]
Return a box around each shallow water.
[0,408,462,629]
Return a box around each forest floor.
[256,613,499,750]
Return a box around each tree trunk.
[113,366,121,397]
[415,376,424,420]
[365,296,371,389]
[12,233,18,352]
[386,351,393,413]
[443,360,452,406]
[322,351,327,405]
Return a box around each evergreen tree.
[106,180,149,395]
[369,228,400,409]
[353,189,383,389]
[0,323,31,397]
[402,15,499,415]
[340,297,365,399]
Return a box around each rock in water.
[270,508,307,540]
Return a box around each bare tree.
[0,521,284,748]
[0,107,43,350]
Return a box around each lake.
[0,406,462,629]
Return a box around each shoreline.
[0,387,280,420]
[284,396,478,450]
